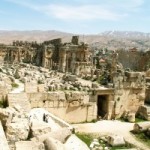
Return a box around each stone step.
[7,93,31,113]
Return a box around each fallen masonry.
[0,36,149,149]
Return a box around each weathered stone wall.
[110,71,145,118]
[114,88,145,118]
[93,80,145,120]
[7,93,31,113]
[27,91,97,123]
[24,81,38,93]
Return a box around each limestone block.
[138,105,150,120]
[92,82,100,88]
[63,101,67,107]
[69,101,80,107]
[38,84,45,92]
[90,139,100,149]
[63,75,77,82]
[15,141,45,150]
[0,121,10,150]
[54,100,58,107]
[47,92,59,101]
[127,113,135,123]
[29,93,47,102]
[59,101,64,107]
[115,106,121,115]
[38,101,44,108]
[127,72,140,78]
[44,137,66,150]
[107,135,125,146]
[65,134,90,150]
[25,82,38,93]
[138,93,145,101]
[49,101,54,108]
[31,121,51,137]
[6,119,29,141]
[83,95,90,104]
[37,128,71,143]
[133,122,150,133]
[49,128,71,143]
[31,102,38,108]
[8,93,31,113]
[43,101,49,108]
[58,92,66,101]
[66,91,85,102]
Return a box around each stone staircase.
[7,93,31,113]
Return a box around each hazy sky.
[0,0,150,34]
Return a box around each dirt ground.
[73,120,150,150]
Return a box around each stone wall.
[93,85,145,120]
[7,93,31,113]
[114,88,145,118]
[111,71,146,118]
[27,91,97,123]
[24,81,38,93]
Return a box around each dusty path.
[10,79,24,93]
[73,120,150,150]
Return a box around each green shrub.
[135,117,146,123]
[75,133,93,147]
[133,132,150,147]
[11,83,19,88]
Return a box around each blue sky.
[0,0,150,34]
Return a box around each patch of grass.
[76,133,134,149]
[133,132,150,147]
[118,117,146,123]
[111,144,133,150]
[11,82,19,88]
[90,119,97,123]
[75,133,93,147]
[135,117,146,123]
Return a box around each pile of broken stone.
[0,63,100,93]
[0,106,90,150]
[89,135,130,150]
[133,122,150,138]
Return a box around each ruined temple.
[0,35,150,149]
[0,36,149,123]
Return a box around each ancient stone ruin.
[0,36,150,149]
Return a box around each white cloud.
[39,4,126,21]
[4,0,145,21]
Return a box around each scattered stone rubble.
[89,135,131,150]
[0,36,149,149]
[133,122,150,136]
[0,105,90,150]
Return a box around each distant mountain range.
[0,30,150,51]
[99,31,150,38]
